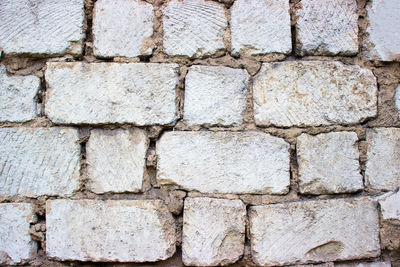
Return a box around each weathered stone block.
[46,199,176,262]
[157,131,290,194]
[184,65,248,126]
[249,198,380,265]
[0,203,36,265]
[93,0,153,58]
[0,0,84,55]
[45,62,179,125]
[86,129,149,194]
[336,262,392,267]
[183,197,246,266]
[231,0,291,56]
[395,86,400,118]
[297,132,363,195]
[296,0,358,55]
[0,65,40,122]
[0,128,80,197]
[364,0,400,61]
[253,61,377,127]
[163,0,227,58]
[379,190,400,221]
[365,128,400,190]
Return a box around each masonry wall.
[0,0,399,266]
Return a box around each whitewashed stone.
[163,0,227,58]
[365,128,400,190]
[93,0,154,58]
[253,61,377,127]
[157,131,290,194]
[0,127,80,197]
[364,0,400,61]
[0,0,84,55]
[379,190,400,220]
[297,132,363,195]
[0,65,40,122]
[183,65,248,126]
[231,0,291,56]
[46,199,176,262]
[336,262,391,267]
[249,198,380,266]
[296,0,358,56]
[86,129,149,194]
[0,203,36,265]
[183,197,246,266]
[45,62,179,125]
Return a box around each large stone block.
[0,127,80,197]
[253,61,377,127]
[156,131,290,194]
[378,190,400,221]
[46,199,176,262]
[45,62,179,125]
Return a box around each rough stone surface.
[231,0,291,56]
[45,62,179,125]
[86,129,149,194]
[46,199,176,262]
[0,0,84,55]
[163,0,227,58]
[364,0,400,61]
[93,0,153,58]
[182,197,246,266]
[157,131,290,194]
[379,190,400,220]
[336,262,391,267]
[249,198,380,266]
[0,127,80,197]
[183,65,248,126]
[365,128,400,190]
[0,65,40,122]
[296,0,358,56]
[0,203,36,265]
[395,86,400,118]
[253,61,377,127]
[297,132,363,195]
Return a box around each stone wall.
[0,0,399,266]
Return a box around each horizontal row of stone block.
[1,61,380,127]
[0,127,399,197]
[0,0,399,61]
[1,196,397,265]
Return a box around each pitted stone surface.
[183,65,248,126]
[0,203,36,265]
[86,129,149,194]
[0,127,80,197]
[0,65,40,122]
[336,262,392,267]
[297,132,363,195]
[231,0,291,56]
[365,128,400,190]
[395,86,400,118]
[163,0,227,58]
[45,62,179,125]
[364,0,400,61]
[93,0,154,58]
[46,199,176,262]
[253,61,377,127]
[183,197,246,266]
[296,0,358,55]
[249,198,380,266]
[378,190,400,221]
[0,0,84,55]
[157,131,290,194]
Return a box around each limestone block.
[379,190,400,220]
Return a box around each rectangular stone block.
[45,62,179,125]
[0,0,84,55]
[253,61,377,127]
[183,197,246,266]
[0,127,80,197]
[86,128,149,194]
[0,65,40,122]
[46,199,176,262]
[379,190,400,221]
[0,203,36,265]
[249,198,380,266]
[156,131,290,194]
